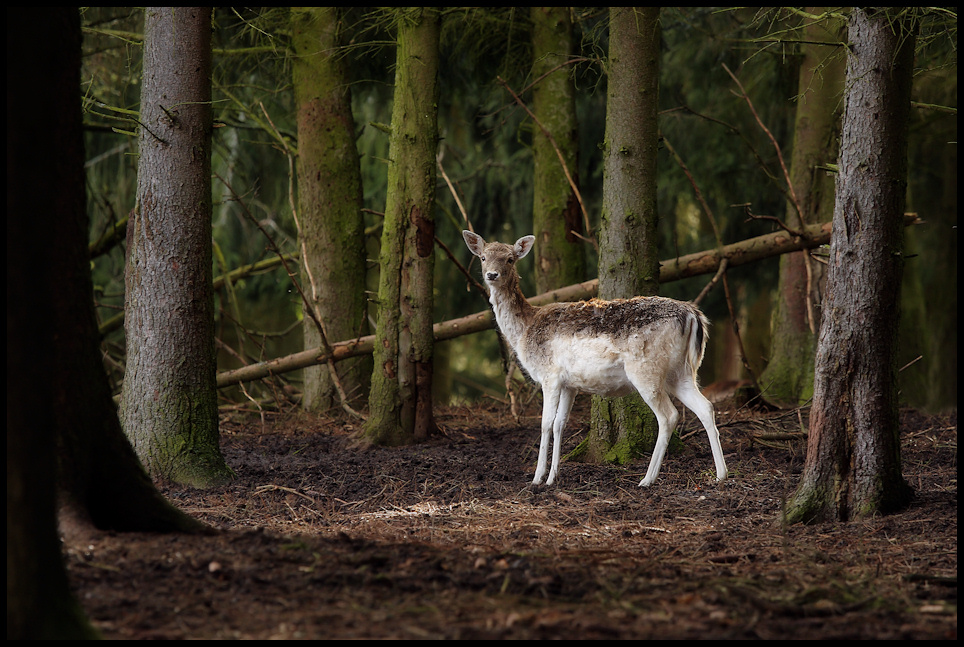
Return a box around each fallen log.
[220,217,920,388]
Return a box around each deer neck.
[488,274,536,351]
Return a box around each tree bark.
[530,6,585,293]
[761,8,845,407]
[122,7,233,487]
[364,7,441,445]
[585,7,662,464]
[291,7,370,412]
[786,7,916,524]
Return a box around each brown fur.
[527,297,697,349]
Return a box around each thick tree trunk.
[8,8,205,638]
[7,9,96,637]
[761,8,845,407]
[585,7,662,464]
[364,8,441,445]
[291,7,370,412]
[122,7,233,487]
[530,6,585,294]
[786,8,916,524]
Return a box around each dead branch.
[497,75,593,248]
[693,258,728,306]
[723,63,817,333]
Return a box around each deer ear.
[462,230,485,257]
[515,235,535,260]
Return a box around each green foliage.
[79,7,957,408]
[658,9,795,291]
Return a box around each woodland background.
[80,7,957,413]
[7,7,957,639]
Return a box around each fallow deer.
[463,230,727,487]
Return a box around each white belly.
[520,336,636,398]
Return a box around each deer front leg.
[533,385,561,485]
[545,387,575,486]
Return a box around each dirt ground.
[64,397,957,639]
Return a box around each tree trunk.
[917,133,957,411]
[292,7,370,412]
[8,8,205,637]
[585,7,663,464]
[7,9,96,637]
[786,7,916,524]
[364,7,441,445]
[761,8,845,407]
[530,6,586,294]
[122,7,233,487]
[899,61,957,412]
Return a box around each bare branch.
[496,75,594,248]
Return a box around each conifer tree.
[292,7,370,412]
[786,7,917,522]
[584,7,663,465]
[364,8,441,445]
[122,7,233,486]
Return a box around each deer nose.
[485,271,499,281]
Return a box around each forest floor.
[65,396,956,639]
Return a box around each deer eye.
[507,258,514,264]
[480,255,485,261]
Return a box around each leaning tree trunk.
[292,6,370,412]
[122,7,233,487]
[760,8,845,407]
[785,7,916,524]
[583,7,663,465]
[364,7,441,446]
[530,6,585,294]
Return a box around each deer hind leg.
[634,383,680,488]
[673,378,727,483]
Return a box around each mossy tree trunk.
[122,7,233,487]
[760,8,845,407]
[291,7,371,412]
[364,7,441,445]
[530,6,585,294]
[583,7,663,465]
[785,7,916,524]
